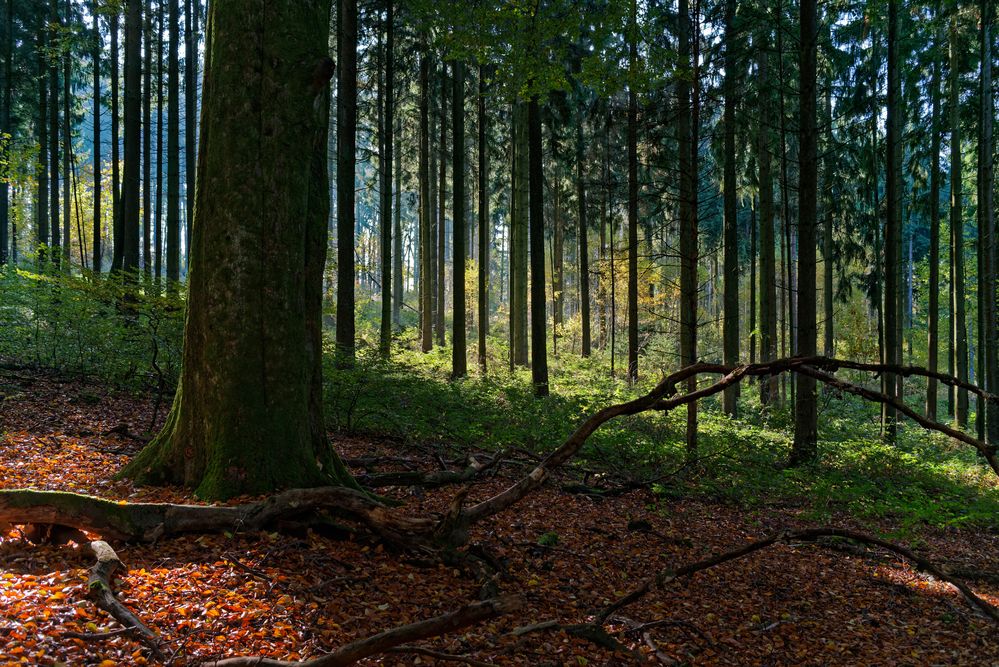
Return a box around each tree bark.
[110,6,121,271]
[335,0,358,364]
[419,50,432,352]
[577,114,590,357]
[452,61,467,378]
[979,0,998,444]
[36,10,49,259]
[626,0,639,384]
[722,0,739,416]
[950,14,970,427]
[757,40,778,405]
[379,0,394,355]
[529,97,548,397]
[122,0,142,274]
[791,0,818,464]
[477,65,489,372]
[883,0,901,441]
[91,2,102,271]
[678,0,698,451]
[166,0,180,288]
[120,0,357,500]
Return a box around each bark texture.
[121,0,356,500]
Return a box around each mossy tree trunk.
[121,0,357,500]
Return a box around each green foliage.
[0,266,185,389]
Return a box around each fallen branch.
[596,527,999,625]
[199,595,522,667]
[85,541,163,659]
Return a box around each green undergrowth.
[325,335,999,535]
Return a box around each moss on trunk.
[121,0,359,500]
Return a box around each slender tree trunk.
[335,0,357,364]
[392,107,403,327]
[92,3,102,272]
[62,0,71,263]
[49,1,60,263]
[883,0,901,442]
[436,64,447,348]
[790,0,818,465]
[626,0,639,384]
[166,0,180,288]
[577,116,590,357]
[379,0,394,354]
[529,96,548,397]
[111,7,122,271]
[822,68,834,358]
[419,50,432,352]
[750,201,757,364]
[678,0,698,451]
[452,61,466,378]
[950,14,970,427]
[722,0,739,415]
[184,0,197,272]
[758,41,777,405]
[143,2,152,280]
[37,12,49,260]
[510,102,529,368]
[477,65,489,372]
[155,0,164,284]
[0,0,9,265]
[122,0,142,274]
[553,149,564,355]
[980,0,998,443]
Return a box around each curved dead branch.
[199,595,521,667]
[594,526,999,625]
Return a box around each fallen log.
[0,487,433,546]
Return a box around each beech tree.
[121,0,357,499]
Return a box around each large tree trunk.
[790,0,818,465]
[121,0,357,500]
[722,0,739,416]
[950,14,969,427]
[335,0,357,363]
[121,0,142,274]
[758,40,778,405]
[452,61,467,378]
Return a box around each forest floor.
[2,368,999,666]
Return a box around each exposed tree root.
[0,487,434,547]
[199,596,521,667]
